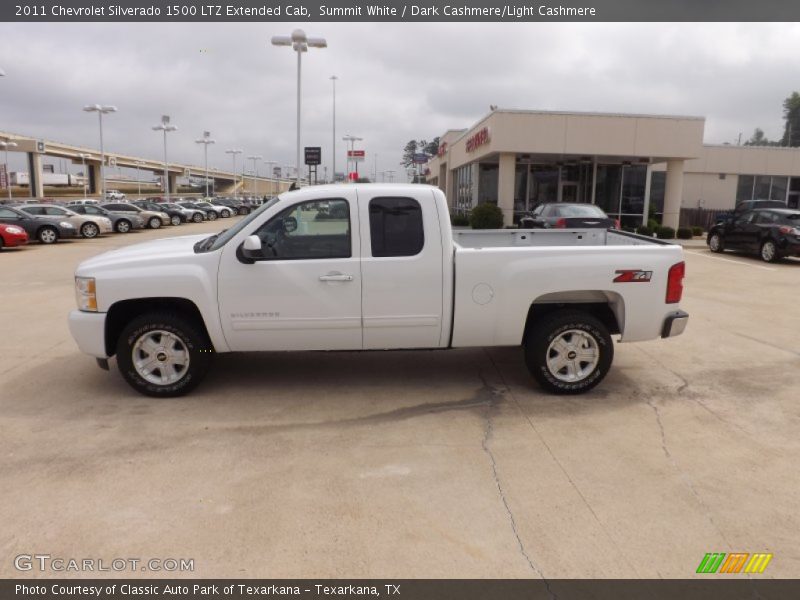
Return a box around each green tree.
[744,128,774,146]
[401,140,418,168]
[423,137,440,157]
[781,92,800,147]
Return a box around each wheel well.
[105,297,211,357]
[523,301,622,342]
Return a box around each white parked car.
[68,184,688,397]
[194,199,234,218]
[105,190,126,200]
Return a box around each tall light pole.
[271,29,327,187]
[195,131,215,198]
[78,153,92,197]
[342,134,362,181]
[152,115,177,202]
[247,155,262,194]
[330,75,338,182]
[134,160,145,198]
[373,153,379,183]
[83,104,117,199]
[264,160,277,196]
[0,140,18,201]
[225,149,242,198]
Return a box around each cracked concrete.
[1,223,799,578]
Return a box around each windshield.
[196,197,280,253]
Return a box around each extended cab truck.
[68,184,688,397]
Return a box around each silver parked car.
[19,204,113,238]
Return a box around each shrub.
[677,227,693,240]
[656,226,676,239]
[647,218,660,231]
[450,213,470,227]
[636,226,653,236]
[622,226,636,233]
[691,226,703,237]
[469,203,504,229]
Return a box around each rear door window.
[368,197,424,257]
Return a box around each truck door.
[357,189,445,349]
[217,190,363,351]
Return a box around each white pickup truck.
[68,184,688,397]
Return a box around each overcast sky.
[2,22,800,179]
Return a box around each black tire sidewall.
[38,227,58,244]
[525,311,613,394]
[208,212,217,220]
[193,213,203,223]
[116,313,212,397]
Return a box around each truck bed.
[452,228,669,249]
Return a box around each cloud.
[1,22,799,177]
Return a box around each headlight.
[5,225,24,234]
[75,277,97,312]
[160,212,169,218]
[60,221,75,228]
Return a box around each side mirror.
[238,235,263,264]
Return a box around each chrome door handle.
[319,274,353,282]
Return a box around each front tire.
[761,239,780,263]
[116,311,213,397]
[192,212,203,223]
[524,310,613,395]
[221,209,231,218]
[81,222,99,238]
[148,217,161,229]
[207,211,218,221]
[708,232,724,253]
[170,215,182,226]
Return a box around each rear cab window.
[368,197,424,257]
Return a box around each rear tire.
[192,212,203,223]
[37,226,59,244]
[207,211,218,221]
[116,311,213,398]
[221,209,231,218]
[115,219,132,233]
[148,217,161,229]
[170,215,182,226]
[708,233,724,253]
[524,310,613,395]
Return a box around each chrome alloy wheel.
[761,240,777,262]
[131,330,191,385]
[545,329,600,383]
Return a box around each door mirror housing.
[238,235,263,264]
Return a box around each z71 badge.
[613,270,653,282]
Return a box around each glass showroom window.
[454,165,474,215]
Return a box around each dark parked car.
[521,203,618,229]
[69,204,145,233]
[214,197,250,215]
[101,203,170,229]
[707,208,800,262]
[715,199,787,226]
[132,200,184,226]
[0,205,79,244]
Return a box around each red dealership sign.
[465,127,490,152]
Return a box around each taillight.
[614,219,621,229]
[778,226,800,236]
[555,218,567,228]
[666,261,685,304]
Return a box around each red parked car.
[0,222,29,250]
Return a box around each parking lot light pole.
[83,104,117,200]
[195,131,215,198]
[271,29,327,187]
[0,140,19,201]
[78,153,92,197]
[225,149,242,198]
[330,75,337,182]
[152,115,177,202]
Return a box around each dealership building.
[424,109,800,229]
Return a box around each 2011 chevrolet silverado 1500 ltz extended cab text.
[68,184,688,397]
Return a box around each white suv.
[105,190,125,201]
